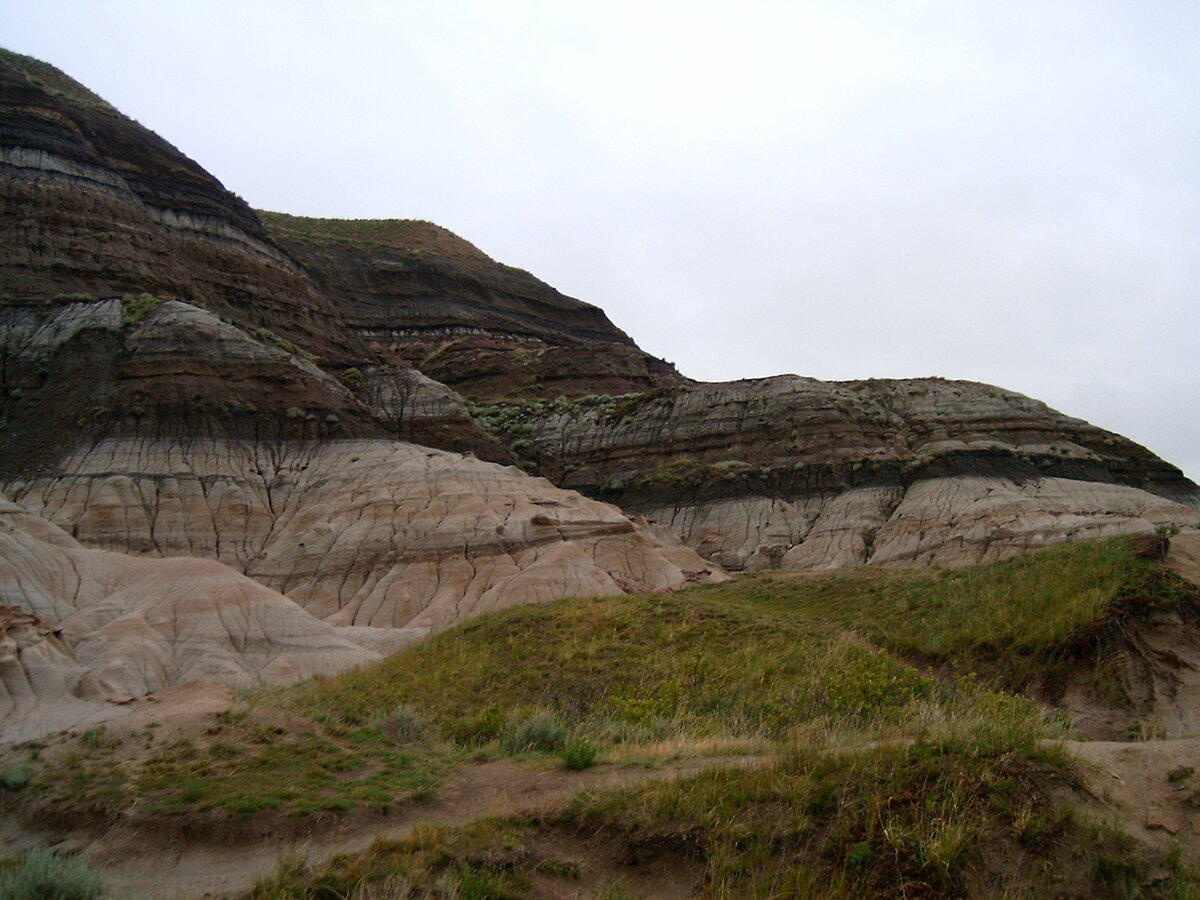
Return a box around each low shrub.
[1,766,29,791]
[374,706,427,745]
[500,713,566,754]
[0,846,104,899]
[559,739,598,770]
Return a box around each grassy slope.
[10,537,1200,897]
[258,210,498,268]
[297,536,1195,738]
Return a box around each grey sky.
[4,1,1198,482]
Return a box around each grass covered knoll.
[295,536,1195,744]
[258,210,496,267]
[242,536,1200,897]
[780,533,1200,693]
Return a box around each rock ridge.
[468,376,1200,569]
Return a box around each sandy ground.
[1071,737,1200,862]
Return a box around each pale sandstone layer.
[5,437,724,633]
[649,478,1200,571]
[0,498,405,741]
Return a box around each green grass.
[770,536,1200,691]
[245,714,1200,898]
[18,536,1198,867]
[0,846,104,900]
[558,724,1182,898]
[119,292,161,327]
[292,537,1189,747]
[249,821,537,900]
[257,210,485,261]
[29,713,451,820]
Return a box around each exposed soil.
[1072,737,1200,869]
[1,754,762,900]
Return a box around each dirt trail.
[21,754,761,900]
[1070,736,1200,866]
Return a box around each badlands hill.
[4,47,1200,900]
[0,46,1197,737]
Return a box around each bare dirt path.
[28,754,763,900]
[1070,736,1200,867]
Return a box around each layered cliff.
[6,437,721,634]
[469,376,1200,568]
[0,48,361,364]
[261,211,682,400]
[0,295,509,476]
[1,46,1198,698]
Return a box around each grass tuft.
[373,706,428,745]
[0,846,104,900]
[500,713,567,755]
[558,739,598,771]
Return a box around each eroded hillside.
[7,536,1200,898]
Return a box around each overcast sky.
[5,1,1198,482]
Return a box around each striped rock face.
[3,50,1199,743]
[6,437,723,633]
[0,498,394,741]
[473,376,1199,570]
[0,439,723,740]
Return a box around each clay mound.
[0,498,411,741]
[5,437,724,633]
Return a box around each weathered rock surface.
[0,498,403,741]
[487,376,1200,569]
[0,297,513,476]
[0,49,363,365]
[260,211,682,400]
[359,365,511,461]
[5,438,724,633]
[0,297,381,476]
[3,48,1199,624]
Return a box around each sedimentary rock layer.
[0,498,402,740]
[0,297,513,476]
[5,437,724,631]
[0,49,363,364]
[4,48,1198,584]
[260,211,681,400]
[489,376,1200,569]
[0,297,380,476]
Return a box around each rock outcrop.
[359,365,511,461]
[2,48,1199,743]
[0,296,376,477]
[0,497,401,741]
[0,49,362,365]
[5,438,723,632]
[478,377,1200,569]
[260,211,682,400]
[0,296,514,476]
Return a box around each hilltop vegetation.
[258,210,494,265]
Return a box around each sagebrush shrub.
[0,846,104,900]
